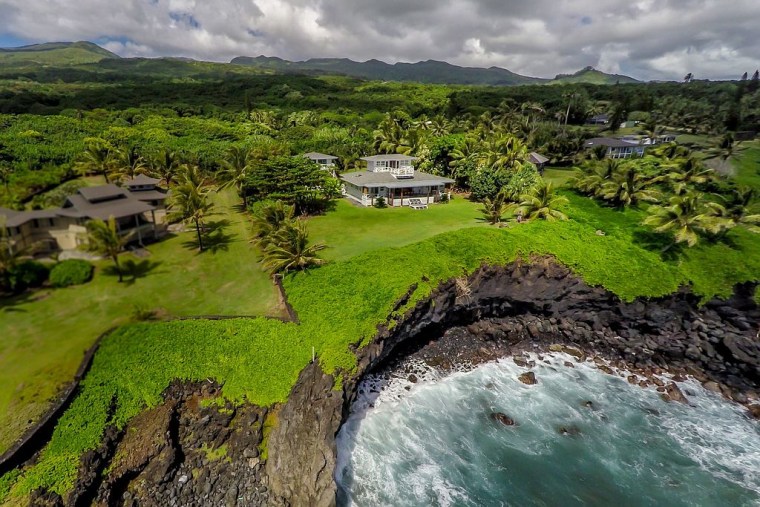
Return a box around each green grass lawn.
[0,189,279,454]
[308,197,484,261]
[542,167,576,188]
[733,144,760,189]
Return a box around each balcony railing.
[390,166,414,178]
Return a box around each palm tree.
[572,159,621,196]
[149,149,181,187]
[517,182,569,221]
[75,139,115,183]
[666,157,714,194]
[715,187,760,233]
[261,219,326,275]
[85,217,132,283]
[706,133,747,162]
[219,145,250,206]
[479,193,510,224]
[169,166,214,251]
[600,167,661,207]
[251,201,295,248]
[111,145,147,183]
[643,193,728,248]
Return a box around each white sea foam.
[337,353,760,506]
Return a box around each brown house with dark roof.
[0,177,169,253]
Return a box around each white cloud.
[1,0,760,80]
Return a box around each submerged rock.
[518,372,537,385]
[490,412,516,426]
[558,426,582,436]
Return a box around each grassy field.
[0,189,279,454]
[3,149,760,500]
[308,197,484,261]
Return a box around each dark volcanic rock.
[518,372,538,385]
[266,361,343,507]
[490,412,516,426]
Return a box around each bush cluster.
[7,260,49,293]
[49,259,94,288]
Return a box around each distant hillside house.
[0,178,169,253]
[584,137,647,159]
[586,114,610,125]
[339,155,454,207]
[303,152,339,175]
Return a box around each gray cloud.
[2,0,760,80]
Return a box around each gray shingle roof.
[0,207,60,227]
[584,137,641,149]
[303,152,338,160]
[361,154,418,162]
[125,174,161,186]
[340,170,453,189]
[78,184,128,203]
[130,189,169,202]
[529,152,549,164]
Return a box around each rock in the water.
[747,405,760,420]
[558,425,582,436]
[662,383,688,404]
[513,356,530,368]
[518,372,537,385]
[490,412,516,426]
[408,374,418,383]
[702,381,722,394]
[563,361,575,368]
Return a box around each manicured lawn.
[542,167,576,188]
[0,189,279,454]
[733,143,760,190]
[308,196,484,261]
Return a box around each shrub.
[49,260,94,288]
[373,197,387,209]
[8,261,50,293]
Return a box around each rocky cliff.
[31,258,759,506]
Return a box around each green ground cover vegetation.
[1,54,760,503]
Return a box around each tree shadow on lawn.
[180,219,237,254]
[103,259,164,286]
[0,289,38,313]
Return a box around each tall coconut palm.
[600,167,661,207]
[715,187,760,233]
[517,182,569,221]
[75,139,115,183]
[572,159,621,196]
[666,157,714,194]
[85,217,133,283]
[643,193,727,248]
[149,149,182,187]
[261,219,326,275]
[251,201,295,248]
[169,166,214,252]
[111,145,147,183]
[219,145,250,206]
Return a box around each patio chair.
[408,198,428,210]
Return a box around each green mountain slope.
[0,41,119,66]
[231,56,547,86]
[552,66,639,85]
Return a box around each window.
[33,219,40,228]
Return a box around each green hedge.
[49,260,94,288]
[8,260,49,293]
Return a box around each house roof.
[130,189,169,202]
[303,152,338,161]
[529,152,549,165]
[340,170,454,189]
[125,174,161,186]
[361,154,417,162]
[78,184,128,203]
[584,137,641,149]
[59,193,155,220]
[0,207,60,227]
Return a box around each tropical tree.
[706,133,746,162]
[715,187,760,233]
[0,163,11,194]
[149,149,182,187]
[111,145,147,182]
[600,167,661,207]
[643,192,728,248]
[169,166,214,252]
[250,200,295,248]
[572,159,621,196]
[517,182,569,221]
[75,138,115,184]
[666,156,714,194]
[261,219,326,275]
[85,217,132,283]
[479,193,510,224]
[219,145,250,206]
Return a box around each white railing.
[390,167,414,178]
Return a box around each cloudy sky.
[1,0,759,80]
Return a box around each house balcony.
[390,167,414,178]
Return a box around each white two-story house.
[303,152,339,176]
[339,154,454,207]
